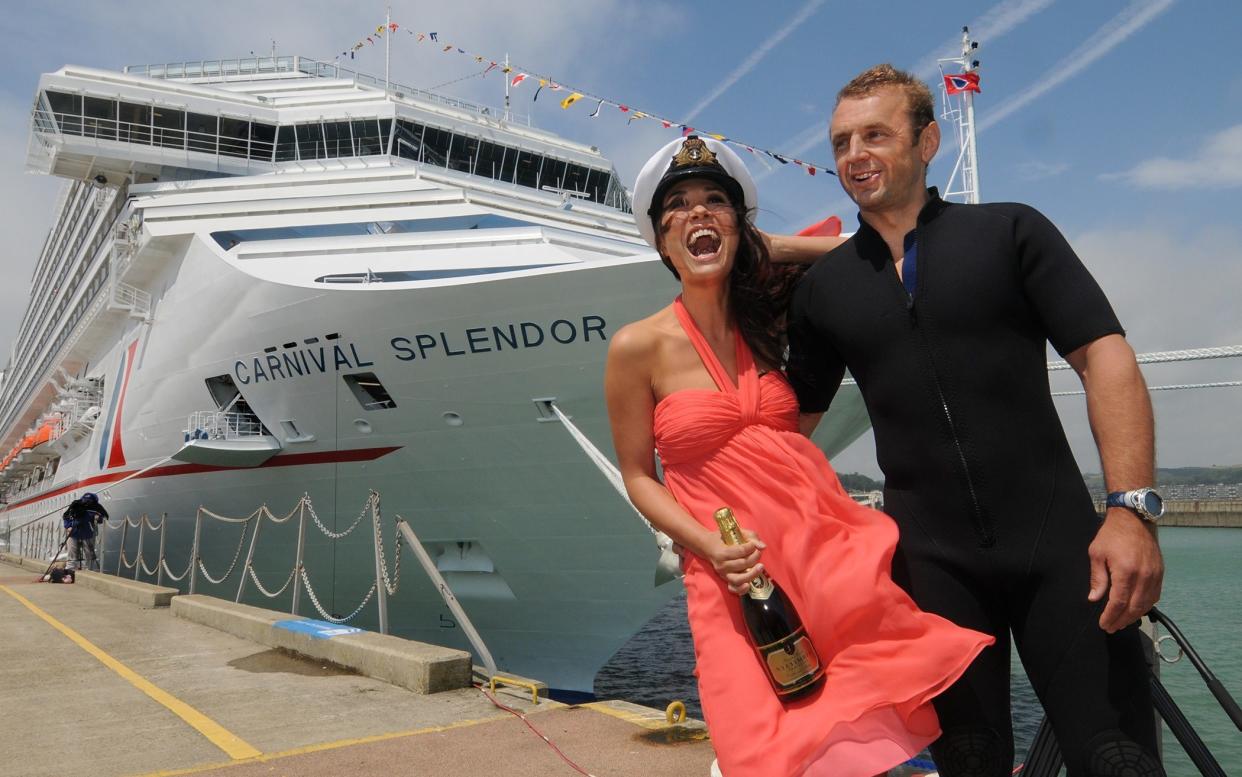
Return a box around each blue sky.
[0,0,1238,477]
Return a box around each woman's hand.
[703,530,767,595]
[760,231,847,265]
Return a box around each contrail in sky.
[757,0,1056,181]
[680,0,827,124]
[912,0,1057,78]
[980,0,1176,131]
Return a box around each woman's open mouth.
[687,228,722,261]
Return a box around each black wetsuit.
[786,190,1162,776]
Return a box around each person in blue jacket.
[63,492,108,571]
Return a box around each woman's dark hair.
[655,201,807,369]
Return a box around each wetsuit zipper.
[899,232,997,548]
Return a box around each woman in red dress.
[605,136,993,777]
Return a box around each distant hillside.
[1081,466,1242,491]
[839,472,883,492]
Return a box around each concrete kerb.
[172,594,473,695]
[0,551,179,606]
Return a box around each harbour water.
[596,526,1241,775]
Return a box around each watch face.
[1142,490,1164,516]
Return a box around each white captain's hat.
[631,135,758,250]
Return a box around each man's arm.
[1066,333,1163,633]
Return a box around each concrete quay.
[0,556,715,777]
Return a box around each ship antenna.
[385,5,392,92]
[503,53,511,123]
[938,26,982,204]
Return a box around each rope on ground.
[298,566,376,623]
[477,684,596,777]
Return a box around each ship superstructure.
[0,56,870,691]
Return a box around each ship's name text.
[233,315,608,384]
[391,315,606,361]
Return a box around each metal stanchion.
[189,510,203,594]
[235,507,262,602]
[133,516,146,581]
[156,514,167,587]
[371,495,389,635]
[290,500,307,616]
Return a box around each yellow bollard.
[665,700,686,725]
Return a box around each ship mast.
[938,26,981,204]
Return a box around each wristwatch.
[1105,488,1165,522]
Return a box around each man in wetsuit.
[785,64,1166,776]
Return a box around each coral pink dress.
[655,298,993,777]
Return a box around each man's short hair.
[836,64,935,138]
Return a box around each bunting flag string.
[331,21,836,178]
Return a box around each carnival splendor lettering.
[233,315,607,385]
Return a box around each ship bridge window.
[211,214,529,249]
[83,96,117,140]
[118,102,151,145]
[153,107,185,148]
[343,372,397,411]
[514,150,541,189]
[187,113,218,154]
[296,122,325,159]
[420,125,452,167]
[219,117,250,159]
[448,135,480,174]
[45,91,83,135]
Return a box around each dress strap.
[673,296,737,393]
[672,297,760,413]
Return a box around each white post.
[503,54,511,123]
[290,498,307,616]
[117,519,129,575]
[97,520,108,574]
[156,513,167,587]
[189,509,203,594]
[371,493,389,634]
[133,515,145,581]
[235,511,262,602]
[385,6,391,93]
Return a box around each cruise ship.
[0,56,870,692]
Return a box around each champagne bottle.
[714,507,825,701]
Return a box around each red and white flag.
[511,73,529,87]
[943,73,981,94]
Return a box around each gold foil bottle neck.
[714,507,746,546]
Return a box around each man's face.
[829,86,938,214]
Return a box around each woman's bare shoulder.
[609,306,678,361]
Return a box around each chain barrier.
[196,516,252,584]
[259,498,305,524]
[298,566,377,623]
[160,553,195,582]
[118,547,135,569]
[198,506,262,524]
[306,494,370,539]
[138,554,160,576]
[247,563,297,598]
[370,492,403,596]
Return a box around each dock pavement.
[0,556,715,777]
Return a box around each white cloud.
[1104,124,1242,190]
[1016,160,1069,181]
[680,0,828,124]
[979,0,1176,132]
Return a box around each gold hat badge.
[670,136,718,169]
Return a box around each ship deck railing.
[122,55,532,127]
[184,411,264,442]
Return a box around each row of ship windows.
[40,91,631,211]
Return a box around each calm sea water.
[595,527,1241,775]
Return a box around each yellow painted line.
[0,584,261,760]
[126,713,516,777]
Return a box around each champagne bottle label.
[758,627,822,692]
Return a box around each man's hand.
[1088,508,1164,632]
